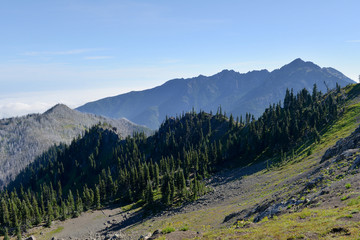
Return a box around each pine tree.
[177,170,187,199]
[10,200,19,228]
[60,200,67,221]
[1,198,10,226]
[192,175,198,201]
[16,226,22,240]
[4,227,9,240]
[46,201,53,227]
[75,190,83,216]
[145,180,154,207]
[32,196,42,225]
[155,163,160,188]
[95,185,101,209]
[57,180,63,201]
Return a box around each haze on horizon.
[0,0,359,118]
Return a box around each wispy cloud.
[160,58,182,64]
[0,87,140,118]
[345,40,360,43]
[84,56,114,60]
[23,48,105,56]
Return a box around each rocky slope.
[77,58,354,129]
[0,104,150,187]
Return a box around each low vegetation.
[0,83,356,238]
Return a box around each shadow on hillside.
[98,209,145,234]
[208,160,269,186]
[98,160,274,234]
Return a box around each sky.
[0,0,359,118]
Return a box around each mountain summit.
[77,59,354,129]
[0,104,150,187]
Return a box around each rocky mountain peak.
[44,103,73,115]
[281,58,320,71]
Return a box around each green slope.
[126,83,360,239]
[1,84,359,238]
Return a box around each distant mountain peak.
[291,58,305,64]
[77,59,354,129]
[44,103,72,115]
[281,58,320,71]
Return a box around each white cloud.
[84,56,114,60]
[345,40,360,43]
[0,87,144,119]
[23,48,105,56]
[0,102,52,118]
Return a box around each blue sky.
[0,0,359,117]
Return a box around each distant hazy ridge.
[77,58,354,129]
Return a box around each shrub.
[341,195,350,201]
[345,183,351,189]
[179,225,189,231]
[161,226,176,234]
[347,196,360,206]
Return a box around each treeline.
[224,84,344,163]
[0,84,346,236]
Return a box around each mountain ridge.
[77,59,354,129]
[3,83,360,239]
[0,104,150,187]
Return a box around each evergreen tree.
[75,190,83,216]
[94,186,101,209]
[16,226,22,240]
[4,227,9,240]
[46,201,53,227]
[144,180,154,207]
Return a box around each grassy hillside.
[125,83,360,239]
[2,84,360,239]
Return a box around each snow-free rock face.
[77,59,354,129]
[321,125,360,162]
[0,104,150,187]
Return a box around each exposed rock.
[305,175,324,190]
[253,199,305,223]
[138,232,151,240]
[147,230,162,240]
[26,236,36,240]
[348,155,360,171]
[321,125,360,162]
[335,149,359,162]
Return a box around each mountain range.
[76,58,354,129]
[0,104,150,187]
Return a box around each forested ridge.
[0,84,347,237]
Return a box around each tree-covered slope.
[0,83,350,237]
[77,59,354,129]
[0,104,151,187]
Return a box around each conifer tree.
[74,190,83,217]
[145,180,154,207]
[46,201,53,227]
[60,200,67,221]
[33,196,41,225]
[1,198,10,227]
[95,186,101,209]
[154,163,160,188]
[16,226,22,240]
[4,227,9,240]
